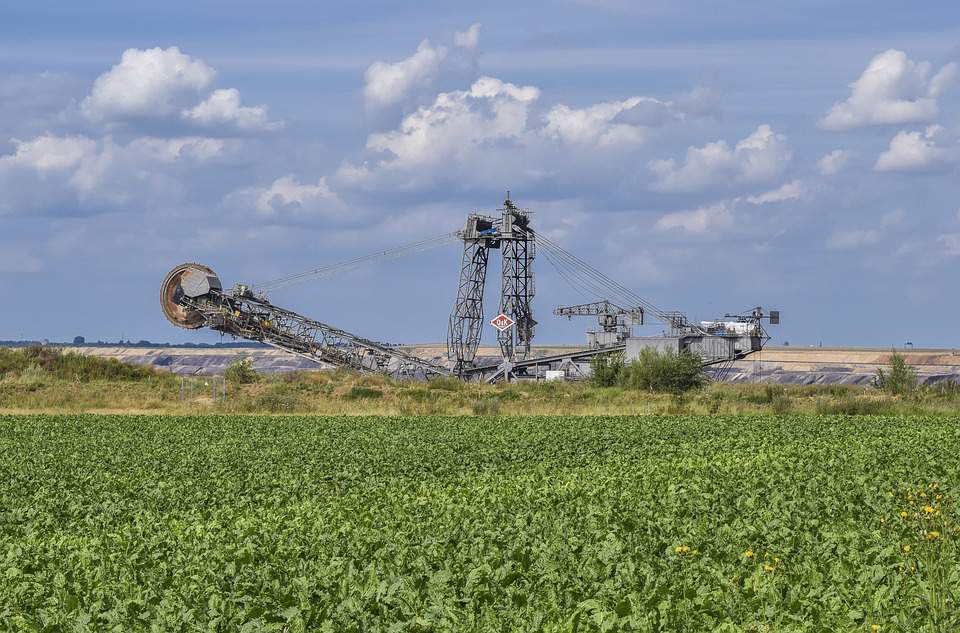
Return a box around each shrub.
[225,359,260,385]
[590,353,624,387]
[346,386,383,400]
[875,351,917,396]
[620,348,706,394]
[0,347,157,382]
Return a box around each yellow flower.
[763,564,775,573]
[927,531,940,541]
[743,550,754,559]
[900,511,908,519]
[674,545,691,554]
[924,505,935,514]
[929,483,938,490]
[936,494,943,501]
[871,625,881,632]
[903,544,912,553]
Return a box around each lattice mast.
[447,195,537,371]
[497,198,536,362]
[446,215,493,371]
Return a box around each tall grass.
[4,346,960,416]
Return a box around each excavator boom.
[161,263,451,380]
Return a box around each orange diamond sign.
[490,313,515,332]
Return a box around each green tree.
[620,347,706,394]
[590,352,624,387]
[225,358,260,385]
[875,351,917,396]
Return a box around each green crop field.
[0,415,958,632]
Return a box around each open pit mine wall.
[51,346,960,385]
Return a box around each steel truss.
[447,226,491,371]
[184,291,451,380]
[447,198,536,373]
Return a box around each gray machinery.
[554,300,645,348]
[160,195,776,383]
[447,196,536,370]
[160,263,451,380]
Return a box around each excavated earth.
[61,345,960,385]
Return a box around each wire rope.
[253,232,457,292]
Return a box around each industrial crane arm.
[553,300,644,323]
[161,263,451,379]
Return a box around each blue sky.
[1,1,960,347]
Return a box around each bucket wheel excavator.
[161,195,776,382]
[160,263,452,380]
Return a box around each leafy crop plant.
[0,414,957,631]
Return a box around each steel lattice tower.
[497,200,536,362]
[447,197,536,373]
[447,222,491,371]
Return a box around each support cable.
[536,239,647,312]
[534,234,689,328]
[253,233,457,293]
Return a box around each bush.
[590,353,624,387]
[0,347,157,382]
[620,348,706,394]
[875,352,917,396]
[225,359,260,385]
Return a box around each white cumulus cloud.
[252,176,339,216]
[182,88,283,132]
[816,149,850,176]
[820,49,956,130]
[80,47,281,135]
[544,97,672,148]
[0,134,96,171]
[746,180,803,205]
[454,23,481,50]
[364,40,449,109]
[0,133,232,214]
[363,26,484,110]
[875,125,958,172]
[81,47,215,120]
[340,76,540,188]
[655,201,733,234]
[648,124,791,192]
